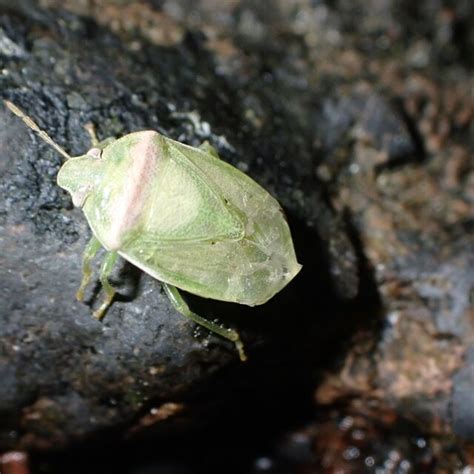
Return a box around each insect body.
[5,100,302,360]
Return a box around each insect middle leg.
[93,251,119,320]
[162,283,247,361]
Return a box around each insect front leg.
[162,283,247,361]
[84,123,100,147]
[76,235,102,302]
[84,122,116,150]
[92,251,119,320]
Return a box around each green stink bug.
[4,100,302,361]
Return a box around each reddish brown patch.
[107,131,159,249]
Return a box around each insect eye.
[87,147,102,159]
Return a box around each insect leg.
[84,123,100,147]
[76,235,102,302]
[93,251,119,320]
[162,283,247,361]
[84,122,115,149]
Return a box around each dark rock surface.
[0,0,473,473]
[453,348,474,440]
[0,0,360,454]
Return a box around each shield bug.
[4,100,302,361]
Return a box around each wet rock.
[315,90,418,169]
[452,347,474,440]
[311,40,473,451]
[254,408,440,473]
[0,27,26,58]
[314,118,473,447]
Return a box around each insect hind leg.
[162,283,247,361]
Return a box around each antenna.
[4,100,71,160]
